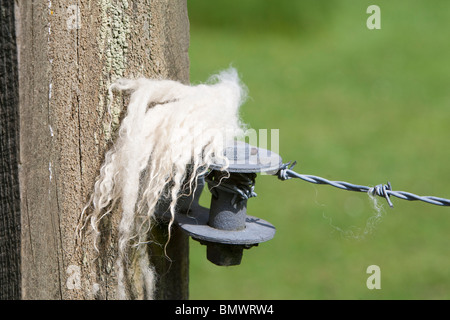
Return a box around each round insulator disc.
[209,141,283,174]
[176,205,276,245]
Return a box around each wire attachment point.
[277,161,297,181]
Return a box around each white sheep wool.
[78,68,247,299]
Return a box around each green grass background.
[186,0,450,299]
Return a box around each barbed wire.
[277,161,450,208]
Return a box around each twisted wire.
[277,162,450,208]
[205,171,257,205]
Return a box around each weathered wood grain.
[10,0,189,299]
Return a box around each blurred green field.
[186,0,450,299]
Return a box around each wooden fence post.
[0,0,190,300]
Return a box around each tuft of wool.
[78,68,247,299]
